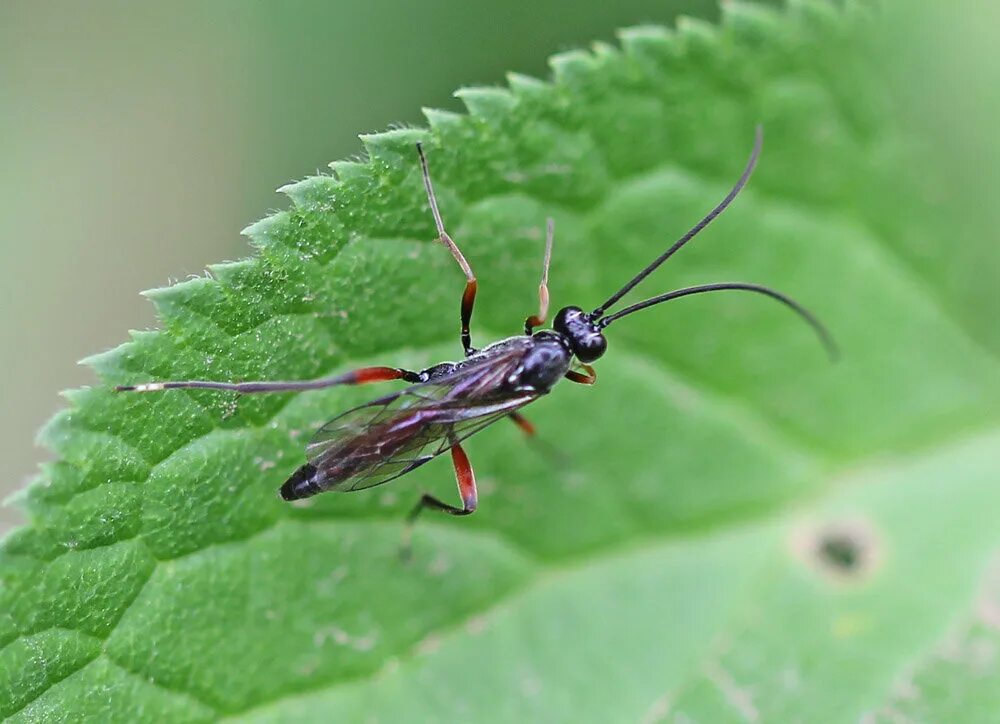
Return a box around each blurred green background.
[0,0,730,533]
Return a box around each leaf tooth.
[241,212,287,246]
[722,1,784,46]
[453,86,516,120]
[788,0,848,30]
[22,461,80,510]
[61,388,91,409]
[359,128,429,165]
[328,159,370,181]
[89,331,152,380]
[421,106,462,134]
[0,528,55,576]
[35,403,92,452]
[274,177,306,198]
[617,24,673,48]
[127,329,160,346]
[505,71,548,95]
[141,276,213,303]
[548,49,598,85]
[3,480,33,511]
[140,277,215,327]
[78,342,130,377]
[675,15,721,55]
[276,175,338,208]
[590,40,621,61]
[504,71,552,90]
[617,25,678,73]
[207,259,254,287]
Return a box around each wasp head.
[553,306,607,363]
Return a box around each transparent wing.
[304,340,538,493]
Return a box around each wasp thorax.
[553,306,607,363]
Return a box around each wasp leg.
[508,412,536,437]
[416,143,478,357]
[524,217,554,335]
[508,411,573,469]
[115,365,422,394]
[524,216,556,335]
[400,439,477,561]
[459,280,478,357]
[564,364,597,385]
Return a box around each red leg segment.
[449,442,478,512]
[406,441,478,519]
[460,278,478,356]
[400,439,478,560]
[508,412,536,437]
[564,364,597,385]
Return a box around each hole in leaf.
[791,518,882,583]
[818,530,863,571]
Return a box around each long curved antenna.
[590,126,763,318]
[596,281,838,361]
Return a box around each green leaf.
[4,1,1000,721]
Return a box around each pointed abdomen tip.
[279,463,323,501]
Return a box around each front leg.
[564,364,597,385]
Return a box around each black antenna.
[597,281,838,361]
[590,125,764,319]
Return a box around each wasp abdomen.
[280,463,325,500]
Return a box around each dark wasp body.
[280,331,575,502]
[117,127,835,542]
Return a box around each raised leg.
[564,364,597,385]
[524,217,555,335]
[400,438,477,560]
[115,365,422,395]
[416,143,478,357]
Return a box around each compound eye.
[575,333,607,363]
[554,306,585,334]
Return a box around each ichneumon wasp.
[117,126,835,540]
